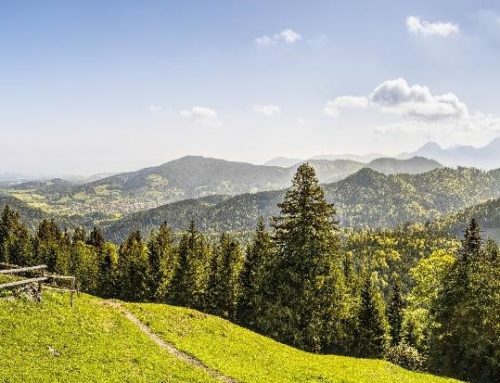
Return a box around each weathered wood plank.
[0,265,47,275]
[0,277,48,290]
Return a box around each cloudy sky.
[1,0,500,175]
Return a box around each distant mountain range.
[2,155,442,218]
[398,137,500,169]
[102,166,500,242]
[265,153,384,167]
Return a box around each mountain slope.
[3,156,443,219]
[0,291,216,383]
[438,196,500,242]
[0,290,460,383]
[103,167,500,242]
[126,302,460,383]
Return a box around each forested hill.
[102,167,500,242]
[3,155,442,218]
[438,196,500,242]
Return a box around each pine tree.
[118,231,150,301]
[97,242,119,297]
[72,226,87,244]
[264,163,347,352]
[430,219,500,382]
[356,273,389,358]
[206,233,243,319]
[147,222,178,301]
[236,217,273,328]
[0,206,32,265]
[388,275,404,345]
[169,221,210,309]
[87,227,105,250]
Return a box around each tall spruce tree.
[236,217,273,328]
[0,206,32,265]
[206,233,243,319]
[388,275,404,346]
[264,163,347,352]
[169,221,210,309]
[147,223,178,301]
[430,219,500,382]
[118,231,150,301]
[356,273,389,358]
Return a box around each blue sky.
[1,0,500,175]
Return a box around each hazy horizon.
[2,1,500,175]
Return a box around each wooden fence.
[0,263,78,305]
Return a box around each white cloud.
[323,96,369,117]
[179,106,220,126]
[370,78,469,120]
[406,16,459,37]
[324,78,468,121]
[255,28,302,46]
[253,104,281,116]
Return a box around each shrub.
[384,343,426,371]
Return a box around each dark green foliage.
[118,231,150,301]
[169,221,211,309]
[0,206,32,265]
[355,274,389,358]
[264,163,347,353]
[237,217,274,328]
[388,276,404,346]
[147,222,178,301]
[430,219,500,382]
[206,233,243,319]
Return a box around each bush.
[384,343,426,371]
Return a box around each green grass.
[0,291,217,383]
[127,303,462,383]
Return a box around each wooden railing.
[0,263,78,305]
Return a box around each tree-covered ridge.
[2,156,442,219]
[437,196,500,242]
[102,166,500,242]
[1,164,498,383]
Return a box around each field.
[126,302,461,383]
[0,291,216,383]
[0,289,462,383]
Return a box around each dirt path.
[106,301,238,383]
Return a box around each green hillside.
[0,291,216,383]
[0,289,460,383]
[2,156,442,221]
[125,302,460,383]
[103,167,500,241]
[438,196,500,242]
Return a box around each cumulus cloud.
[323,96,369,117]
[255,28,302,46]
[180,106,220,126]
[406,16,459,37]
[324,78,468,121]
[370,78,469,120]
[253,104,281,116]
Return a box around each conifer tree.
[118,231,150,301]
[206,233,243,319]
[147,222,178,301]
[0,206,32,265]
[264,163,347,352]
[430,219,500,382]
[169,221,210,309]
[236,217,273,328]
[87,227,105,250]
[356,273,389,358]
[388,275,404,345]
[97,242,119,297]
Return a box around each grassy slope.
[127,303,461,383]
[0,291,216,383]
